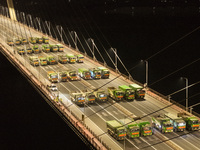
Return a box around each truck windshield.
[50,58,55,60]
[78,57,84,59]
[85,72,90,75]
[99,94,106,98]
[118,129,125,134]
[88,95,95,98]
[192,120,199,124]
[116,92,124,96]
[143,127,151,131]
[51,75,58,78]
[128,91,134,95]
[104,71,109,74]
[178,122,186,126]
[138,90,145,93]
[164,124,172,127]
[61,74,67,77]
[62,57,67,59]
[131,128,139,132]
[33,59,38,62]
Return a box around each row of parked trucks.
[7,36,49,46]
[107,113,199,141]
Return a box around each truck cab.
[15,38,21,45]
[36,37,43,44]
[50,44,58,52]
[59,71,68,82]
[32,45,41,53]
[119,85,135,100]
[56,44,64,52]
[70,93,85,105]
[47,55,57,65]
[58,55,68,64]
[66,54,76,63]
[47,71,58,83]
[97,67,110,79]
[42,36,49,44]
[85,92,96,104]
[29,37,37,44]
[42,44,50,53]
[29,56,39,66]
[16,47,25,55]
[108,87,124,101]
[78,68,91,80]
[76,54,84,63]
[21,38,28,44]
[39,56,47,66]
[89,68,101,79]
[67,70,80,81]
[94,90,107,102]
[129,84,145,99]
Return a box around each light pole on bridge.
[181,77,189,112]
[141,60,148,88]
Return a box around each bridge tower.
[6,0,17,21]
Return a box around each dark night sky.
[1,0,200,149]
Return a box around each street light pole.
[182,77,188,112]
[141,60,148,87]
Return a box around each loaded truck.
[164,114,186,132]
[42,45,50,53]
[152,115,173,133]
[47,71,58,83]
[107,87,124,101]
[16,47,25,55]
[129,84,145,99]
[66,70,80,81]
[94,90,107,102]
[119,85,135,100]
[29,56,39,66]
[56,44,64,52]
[177,113,199,131]
[29,37,37,44]
[85,91,96,104]
[42,36,49,44]
[119,118,140,138]
[134,119,152,136]
[39,56,47,66]
[32,45,41,53]
[15,38,21,45]
[70,92,85,105]
[7,38,14,46]
[50,44,58,52]
[46,55,57,65]
[66,54,76,63]
[89,68,101,79]
[58,55,68,64]
[26,47,33,54]
[78,68,91,80]
[58,71,68,82]
[97,67,110,79]
[106,120,126,140]
[36,37,43,44]
[21,38,28,44]
[76,54,84,63]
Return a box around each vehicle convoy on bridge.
[119,118,140,138]
[129,84,145,99]
[78,68,92,80]
[152,114,174,133]
[29,56,39,66]
[178,113,200,131]
[89,68,101,79]
[119,85,135,100]
[107,87,124,101]
[97,67,110,78]
[106,120,126,140]
[76,54,84,63]
[47,71,58,83]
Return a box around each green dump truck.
[56,44,64,52]
[7,38,14,46]
[108,87,124,101]
[165,114,186,132]
[50,44,58,52]
[26,47,33,54]
[29,37,37,44]
[66,54,76,64]
[39,56,47,66]
[70,92,85,105]
[119,118,140,138]
[76,54,84,63]
[29,56,39,66]
[97,67,110,79]
[94,90,107,102]
[32,45,41,53]
[129,84,145,99]
[106,120,126,140]
[47,71,58,83]
[16,47,25,55]
[152,115,173,133]
[15,38,21,45]
[42,44,50,53]
[42,36,49,44]
[21,38,28,44]
[89,68,101,79]
[66,70,80,81]
[58,71,68,82]
[135,119,152,136]
[85,91,96,104]
[78,68,91,80]
[46,55,57,65]
[36,37,43,44]
[58,55,68,64]
[177,113,199,131]
[119,85,135,100]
